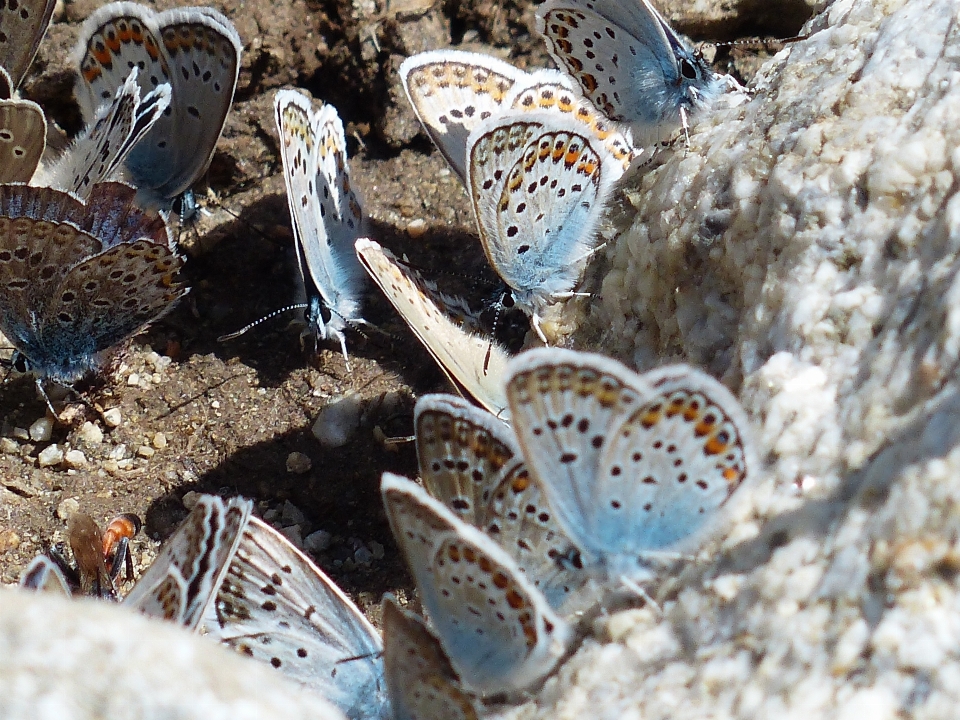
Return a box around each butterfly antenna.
[218,304,310,342]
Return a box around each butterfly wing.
[19,555,72,596]
[399,50,532,183]
[275,89,364,346]
[356,238,511,418]
[126,7,241,202]
[207,517,388,720]
[38,68,171,200]
[382,473,572,695]
[0,0,55,90]
[536,0,719,141]
[505,348,654,565]
[123,495,252,630]
[0,97,45,182]
[591,365,753,566]
[382,595,481,720]
[507,71,638,172]
[415,393,594,614]
[466,111,622,313]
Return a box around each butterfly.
[415,393,596,615]
[465,109,626,341]
[274,89,366,361]
[505,348,755,583]
[382,594,481,720]
[36,67,172,201]
[123,495,252,630]
[0,183,188,393]
[400,50,639,183]
[0,0,55,92]
[355,237,510,419]
[71,2,242,209]
[382,472,572,696]
[205,515,390,720]
[536,0,730,143]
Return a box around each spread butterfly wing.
[37,68,171,199]
[207,517,389,720]
[355,238,510,419]
[123,495,252,630]
[400,50,533,183]
[0,97,45,183]
[19,555,72,596]
[382,473,572,695]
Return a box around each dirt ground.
[0,0,807,623]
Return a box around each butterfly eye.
[679,57,698,80]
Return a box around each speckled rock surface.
[0,588,345,720]
[552,0,960,717]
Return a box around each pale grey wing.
[399,50,531,183]
[71,3,169,121]
[0,0,55,89]
[414,393,520,524]
[466,111,621,309]
[592,365,753,562]
[356,238,511,419]
[208,517,389,720]
[19,555,72,596]
[505,348,652,565]
[123,495,252,630]
[122,7,242,203]
[0,97,45,182]
[382,595,481,720]
[381,474,572,696]
[37,68,171,199]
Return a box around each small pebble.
[406,218,427,237]
[370,541,385,560]
[354,545,373,564]
[102,459,120,474]
[286,451,312,474]
[102,408,122,428]
[77,421,103,445]
[12,427,29,441]
[137,445,155,459]
[181,491,201,509]
[304,529,332,553]
[29,418,53,442]
[56,497,80,520]
[37,444,63,468]
[0,529,20,553]
[0,438,18,454]
[280,524,303,549]
[153,432,167,449]
[282,501,306,526]
[312,393,362,449]
[127,373,140,386]
[64,449,87,469]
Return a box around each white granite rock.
[0,588,345,720]
[543,0,960,717]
